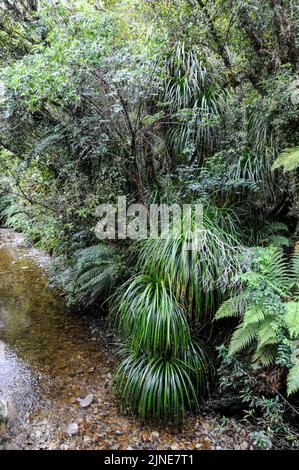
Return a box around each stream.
[0,229,250,450]
[0,238,103,417]
[0,229,117,449]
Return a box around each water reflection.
[0,235,101,418]
[0,340,38,414]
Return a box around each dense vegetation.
[0,0,299,448]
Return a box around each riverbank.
[0,229,254,451]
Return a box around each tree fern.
[243,305,266,327]
[292,253,299,290]
[1,197,30,232]
[256,318,278,350]
[253,345,277,367]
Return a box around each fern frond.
[243,304,266,327]
[253,345,277,366]
[257,318,278,349]
[292,252,299,281]
[267,222,289,233]
[73,244,124,304]
[287,360,299,396]
[267,249,291,289]
[284,302,299,339]
[272,147,299,173]
[214,294,246,320]
[268,235,291,247]
[228,322,259,355]
[78,265,117,294]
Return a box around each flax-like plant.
[138,208,244,321]
[112,208,242,422]
[163,42,227,163]
[114,339,212,422]
[113,270,212,422]
[115,272,190,356]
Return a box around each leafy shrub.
[216,346,299,449]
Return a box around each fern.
[256,318,277,350]
[243,305,266,327]
[214,293,247,320]
[217,247,299,396]
[1,196,30,232]
[267,235,290,247]
[73,245,124,305]
[287,361,299,396]
[285,302,299,339]
[292,252,299,280]
[272,147,299,173]
[217,247,295,351]
[228,322,259,355]
[265,249,293,295]
[253,345,277,366]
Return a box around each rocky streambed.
[0,229,253,450]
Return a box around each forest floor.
[0,229,254,451]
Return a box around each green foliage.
[49,244,126,307]
[273,147,299,173]
[112,211,243,421]
[163,42,226,163]
[285,302,299,339]
[1,0,299,428]
[73,245,125,305]
[216,247,299,396]
[137,207,243,321]
[287,361,299,396]
[114,340,211,422]
[1,195,30,232]
[115,273,191,356]
[217,346,299,449]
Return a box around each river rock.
[150,431,160,441]
[65,422,79,436]
[78,393,94,408]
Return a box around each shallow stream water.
[0,230,108,422]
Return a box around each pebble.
[78,394,94,408]
[111,444,120,450]
[170,443,180,450]
[65,422,79,436]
